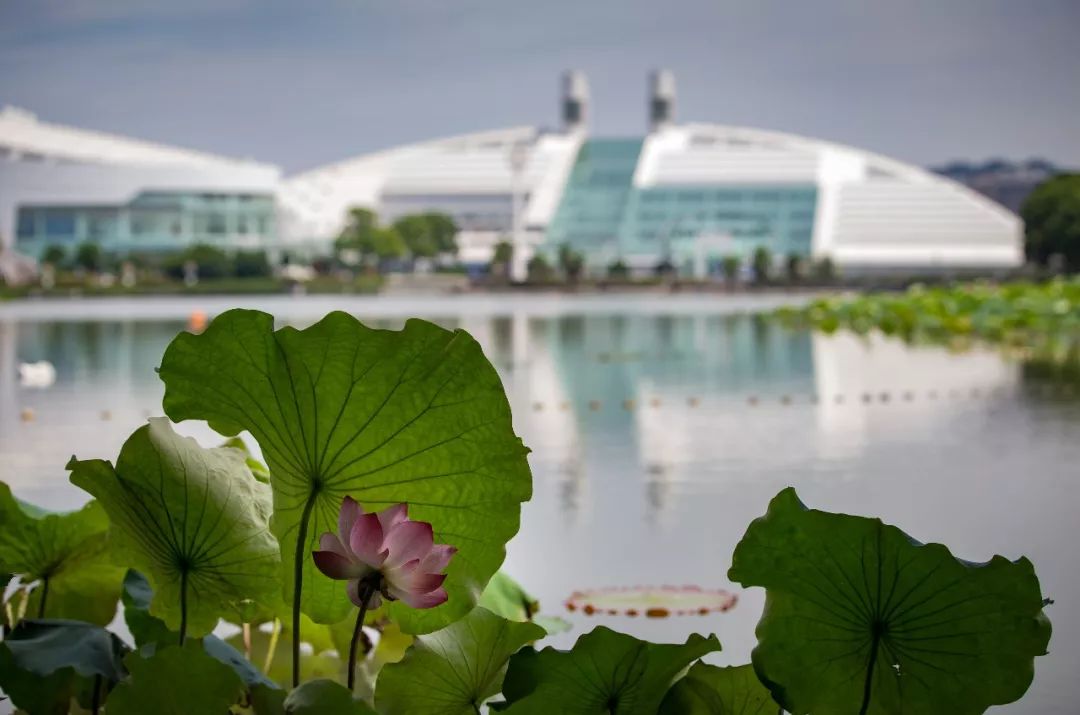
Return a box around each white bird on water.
[18,361,56,388]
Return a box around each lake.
[1,293,1077,713]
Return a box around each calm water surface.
[1,294,1077,714]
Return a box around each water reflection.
[1,302,1078,713]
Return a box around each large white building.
[2,71,1022,279]
[0,105,280,267]
[279,70,1022,278]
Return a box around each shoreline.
[0,290,823,322]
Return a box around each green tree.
[371,227,407,263]
[75,242,103,272]
[751,246,772,285]
[557,243,584,282]
[334,207,379,263]
[527,254,554,283]
[41,245,66,267]
[607,259,629,280]
[721,254,740,286]
[490,240,513,273]
[186,244,231,279]
[1022,174,1080,272]
[393,215,438,258]
[812,256,836,283]
[233,250,271,278]
[421,212,458,254]
[785,252,803,284]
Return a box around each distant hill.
[931,159,1069,214]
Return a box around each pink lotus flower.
[311,498,455,610]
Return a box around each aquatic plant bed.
[778,278,1080,367]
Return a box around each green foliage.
[376,607,544,715]
[335,208,380,260]
[74,242,103,272]
[607,259,629,279]
[499,627,721,714]
[41,244,66,267]
[105,642,245,714]
[492,240,513,267]
[283,679,376,714]
[783,279,1080,366]
[188,243,232,279]
[526,254,554,282]
[728,487,1052,715]
[235,249,273,278]
[0,483,123,624]
[68,419,280,637]
[393,213,457,258]
[0,619,130,714]
[157,310,532,632]
[1022,173,1080,271]
[121,569,279,689]
[658,663,775,714]
[557,243,584,280]
[812,255,836,283]
[785,252,803,283]
[751,246,771,284]
[479,571,538,622]
[720,255,740,284]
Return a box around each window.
[16,209,36,238]
[44,210,76,238]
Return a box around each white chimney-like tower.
[649,69,676,132]
[562,70,589,133]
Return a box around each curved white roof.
[279,126,583,240]
[0,105,276,171]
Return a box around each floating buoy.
[687,397,699,407]
[862,393,873,404]
[188,310,208,333]
[903,391,914,401]
[649,398,661,408]
[622,399,635,410]
[533,402,544,411]
[747,396,758,406]
[588,400,601,411]
[565,585,737,619]
[100,410,111,421]
[879,392,890,403]
[559,401,570,411]
[20,407,35,422]
[780,395,792,405]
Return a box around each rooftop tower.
[649,69,676,132]
[562,70,590,133]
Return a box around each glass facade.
[545,138,644,266]
[15,191,276,258]
[545,138,818,274]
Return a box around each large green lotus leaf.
[283,679,377,714]
[658,663,776,714]
[68,419,280,637]
[0,483,123,624]
[157,310,532,632]
[376,607,544,715]
[728,487,1052,715]
[105,642,245,715]
[499,627,721,714]
[0,619,130,714]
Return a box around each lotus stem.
[178,570,188,646]
[243,622,252,661]
[292,493,318,687]
[37,577,49,618]
[264,618,281,674]
[90,674,102,714]
[346,581,376,692]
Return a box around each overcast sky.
[2,0,1078,174]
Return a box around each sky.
[1,0,1078,174]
